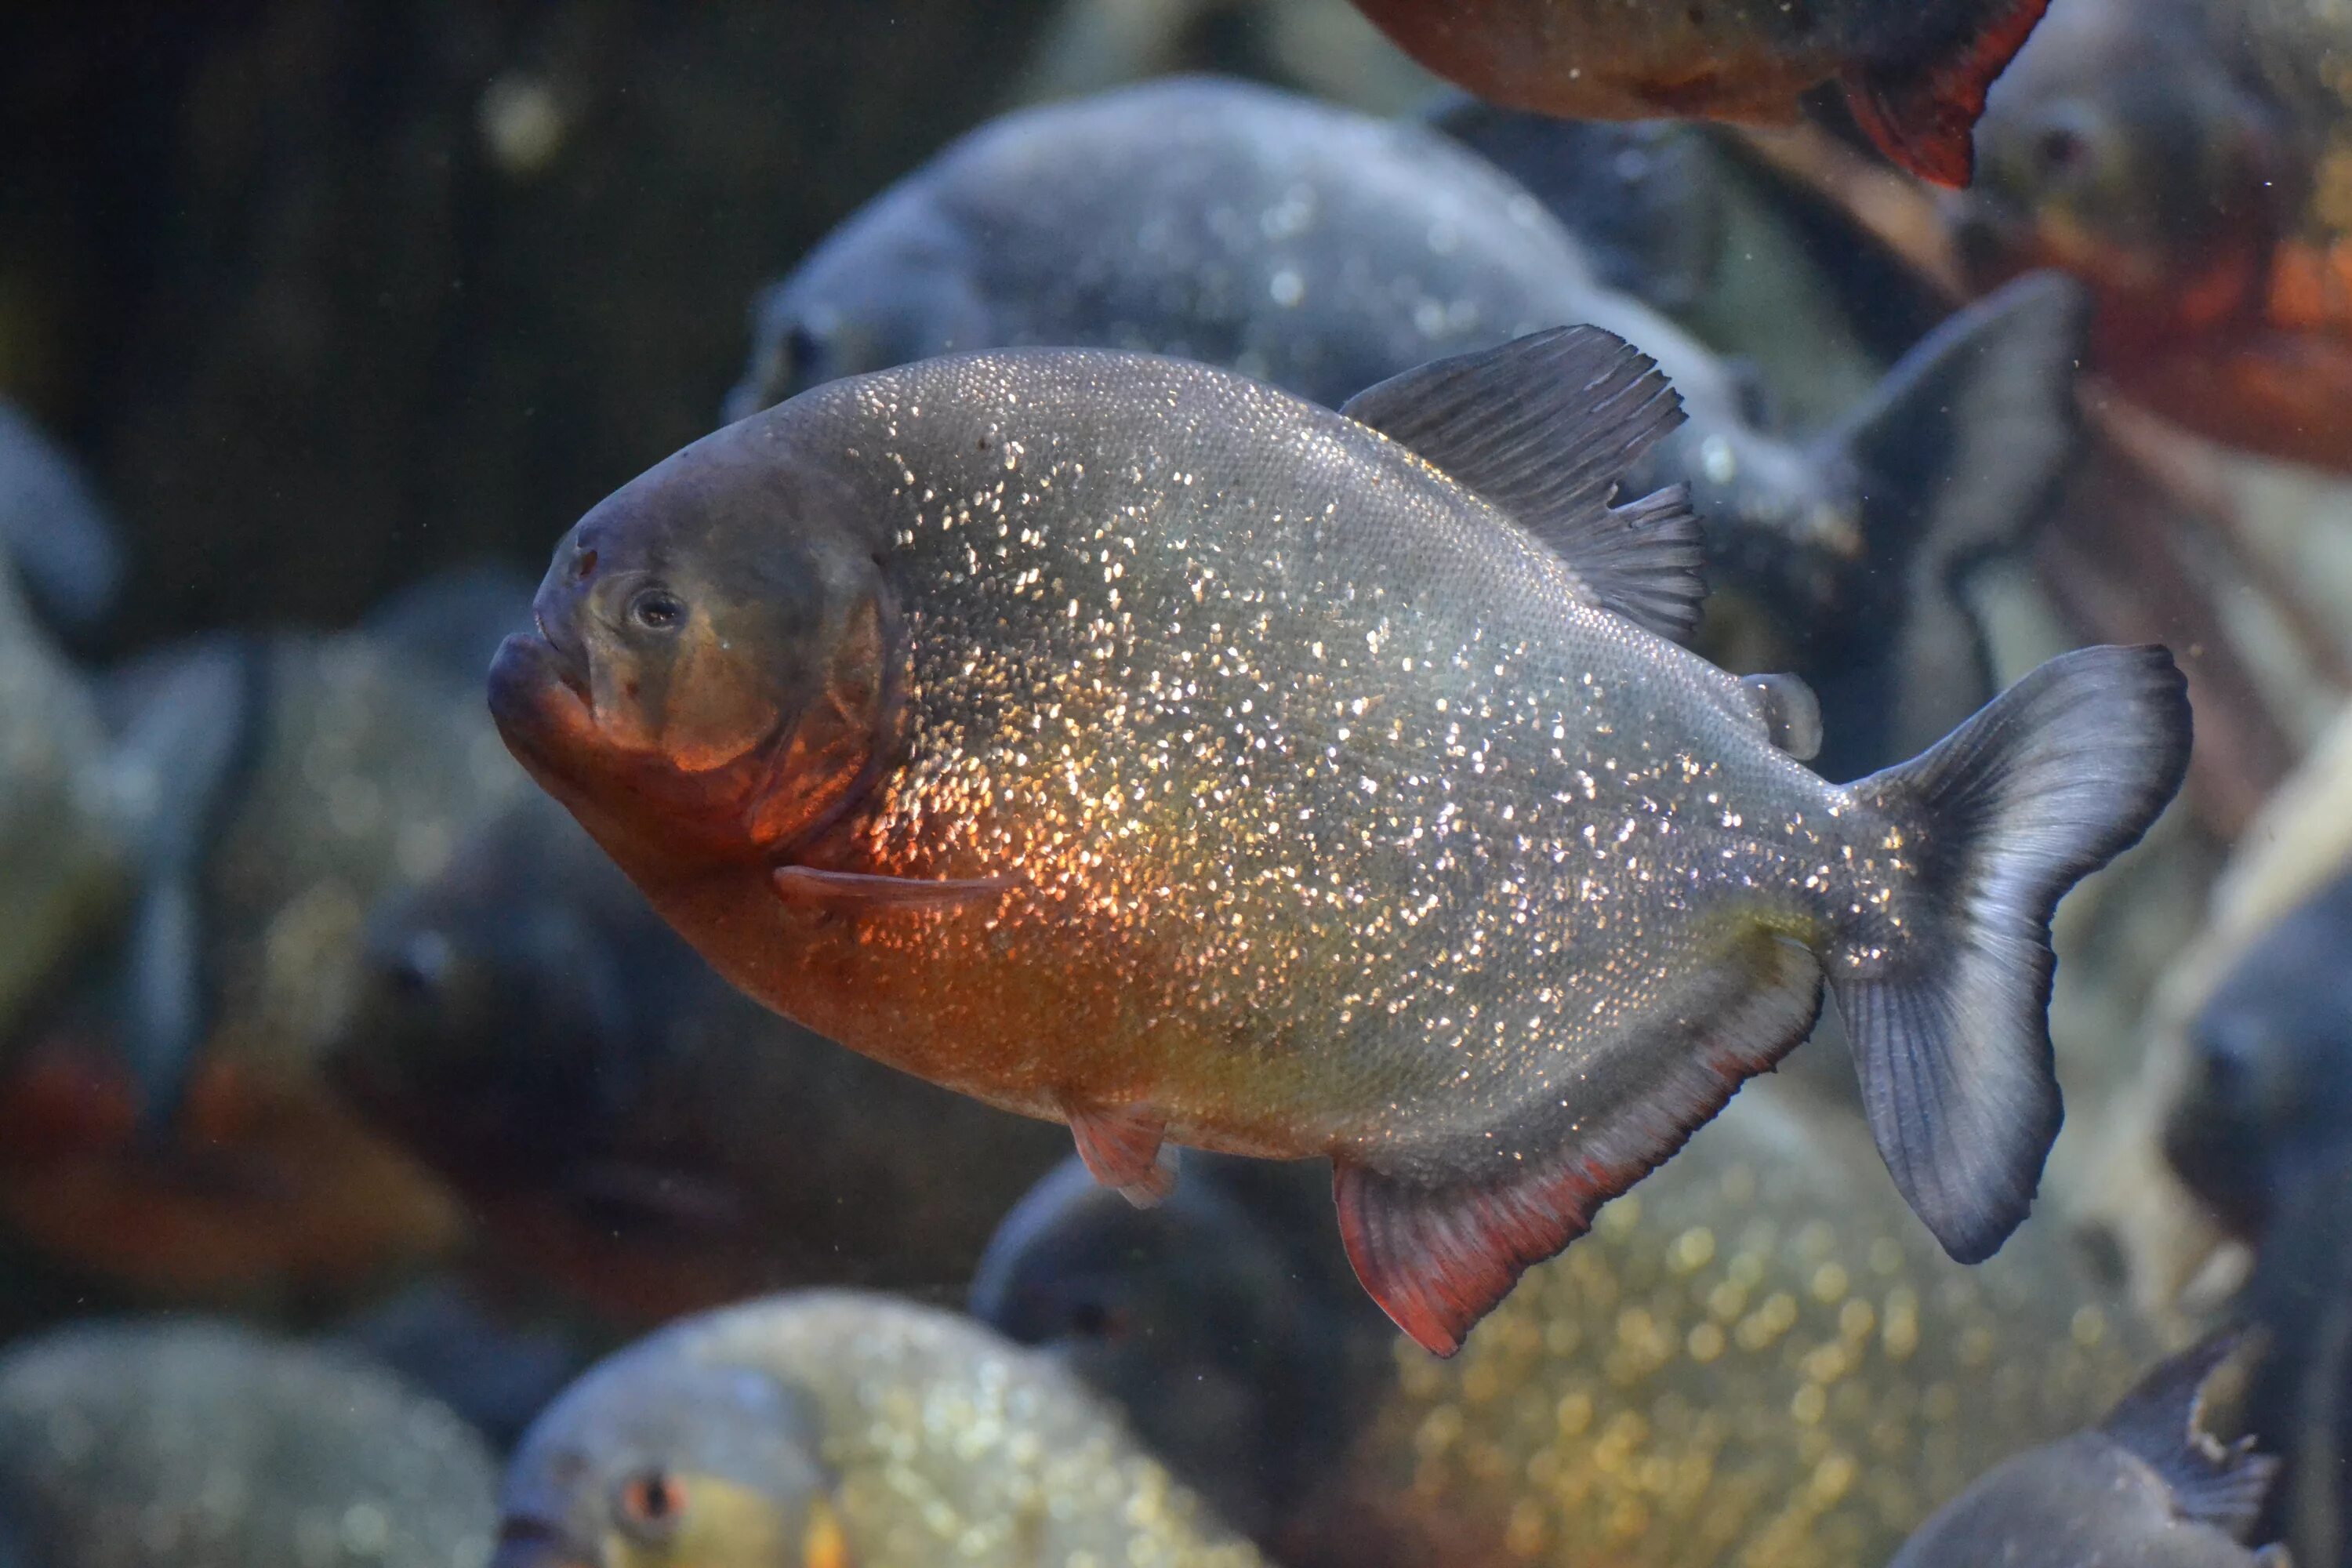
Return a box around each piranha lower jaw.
[488,631,781,869]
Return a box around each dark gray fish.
[0,1318,496,1568]
[328,789,1068,1319]
[0,401,122,641]
[2169,868,2352,1566]
[1889,1334,2287,1568]
[493,1292,1264,1568]
[727,76,2090,776]
[0,566,123,1051]
[332,1279,597,1455]
[1416,98,1733,316]
[970,1153,1385,1543]
[87,565,536,1131]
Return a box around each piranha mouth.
[488,1518,594,1568]
[533,608,593,703]
[487,631,601,789]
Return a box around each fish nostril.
[573,547,598,583]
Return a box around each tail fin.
[2100,1330,2278,1541]
[1809,271,2090,780]
[1837,644,2190,1261]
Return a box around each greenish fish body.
[494,1292,1263,1568]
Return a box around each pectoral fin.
[770,866,1019,909]
[1069,1105,1181,1207]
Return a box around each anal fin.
[1069,1105,1180,1207]
[1338,935,1823,1356]
[1838,0,2053,187]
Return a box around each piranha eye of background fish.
[615,1470,684,1540]
[2026,104,2103,185]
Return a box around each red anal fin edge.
[1335,935,1824,1357]
[1333,1155,1615,1358]
[1069,1105,1179,1207]
[1840,0,2053,188]
[771,865,1020,909]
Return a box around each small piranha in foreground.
[492,1291,1263,1568]
[1959,0,2352,472]
[976,1082,2153,1568]
[1889,1334,2287,1568]
[1341,0,2053,186]
[0,1318,497,1568]
[493,326,2190,1356]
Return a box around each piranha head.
[1955,2,2285,337]
[494,1348,848,1568]
[722,197,993,422]
[488,416,897,872]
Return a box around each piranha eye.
[1066,1297,1133,1341]
[615,1470,685,1538]
[784,321,827,386]
[2034,125,2087,175]
[628,587,687,634]
[2024,106,2107,187]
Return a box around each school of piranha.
[7,2,2352,1565]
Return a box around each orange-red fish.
[1346,0,2053,186]
[490,329,2189,1356]
[1960,0,2352,470]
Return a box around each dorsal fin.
[2100,1331,2279,1537]
[1341,326,1707,645]
[1737,673,1822,760]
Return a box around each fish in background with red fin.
[489,326,2190,1356]
[1342,0,2053,187]
[1957,0,2352,473]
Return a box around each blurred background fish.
[975,1081,2152,1568]
[1889,1333,2286,1567]
[0,1318,497,1568]
[494,1292,1265,1568]
[329,789,1069,1326]
[0,570,533,1308]
[1961,0,2352,474]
